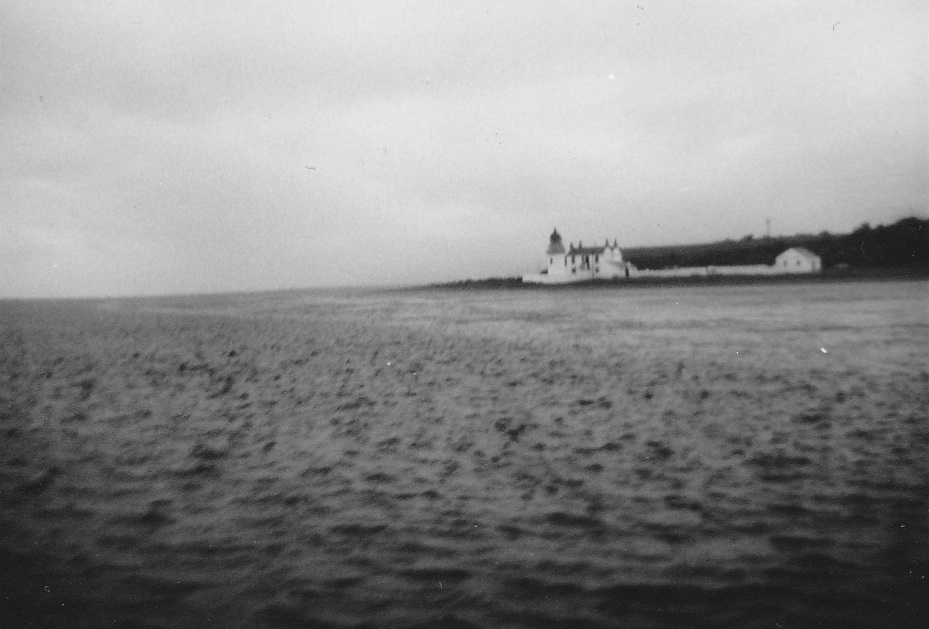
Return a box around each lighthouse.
[522,228,636,283]
[545,228,568,279]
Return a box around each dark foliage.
[625,217,928,270]
[820,217,929,269]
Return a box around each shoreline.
[3,268,926,306]
[420,267,929,291]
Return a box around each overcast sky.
[2,1,926,297]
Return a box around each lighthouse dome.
[546,228,566,255]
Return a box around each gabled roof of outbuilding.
[780,247,820,259]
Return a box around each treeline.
[624,216,928,270]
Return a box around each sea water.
[1,280,926,627]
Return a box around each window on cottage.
[595,255,599,263]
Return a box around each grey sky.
[2,1,926,297]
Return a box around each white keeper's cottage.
[523,228,637,284]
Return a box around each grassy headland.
[624,216,928,270]
[429,216,928,290]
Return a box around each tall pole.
[766,217,771,239]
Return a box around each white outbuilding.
[774,247,822,273]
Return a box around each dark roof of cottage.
[568,244,610,255]
[547,233,622,257]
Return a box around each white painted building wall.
[523,232,635,283]
[711,265,778,276]
[547,253,568,279]
[775,248,822,273]
[523,231,822,284]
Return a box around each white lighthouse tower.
[545,228,568,280]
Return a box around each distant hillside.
[624,217,928,270]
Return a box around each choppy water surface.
[1,280,927,628]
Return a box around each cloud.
[1,1,926,297]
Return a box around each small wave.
[769,534,832,551]
[253,602,330,629]
[329,523,388,537]
[111,502,174,529]
[399,566,471,583]
[503,575,587,598]
[543,511,605,530]
[172,462,218,477]
[15,466,60,496]
[191,442,228,461]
